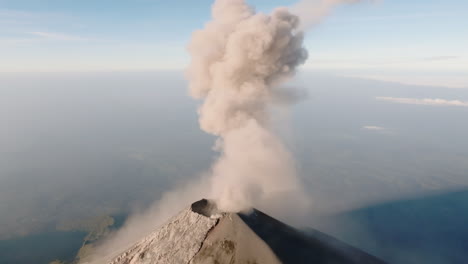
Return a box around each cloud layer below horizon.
[376,96,468,107]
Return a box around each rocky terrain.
[99,199,386,264]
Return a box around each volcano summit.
[104,199,385,264]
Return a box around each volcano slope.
[107,199,386,264]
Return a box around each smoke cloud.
[292,0,362,30]
[85,0,362,262]
[187,0,308,212]
[377,96,468,107]
[188,0,363,213]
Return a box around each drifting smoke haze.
[86,0,361,262]
[292,0,362,30]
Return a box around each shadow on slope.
[239,209,386,264]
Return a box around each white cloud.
[343,74,468,89]
[362,125,386,131]
[342,13,453,22]
[421,56,460,62]
[30,31,86,41]
[376,97,468,107]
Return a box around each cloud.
[338,74,468,89]
[362,125,386,131]
[0,32,89,47]
[30,31,87,41]
[0,9,35,18]
[361,125,394,134]
[291,0,364,30]
[346,13,453,22]
[0,37,36,45]
[376,97,468,107]
[421,56,461,62]
[308,55,462,66]
[0,9,74,27]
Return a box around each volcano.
[107,199,386,264]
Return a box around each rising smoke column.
[187,0,309,212]
[86,1,364,262]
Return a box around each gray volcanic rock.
[107,199,386,264]
[191,211,281,264]
[108,205,218,264]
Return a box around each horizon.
[1,0,467,88]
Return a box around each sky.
[0,0,467,88]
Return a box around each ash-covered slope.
[108,199,386,264]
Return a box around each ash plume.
[292,0,363,30]
[187,0,308,212]
[187,0,363,212]
[85,0,362,262]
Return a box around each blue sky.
[0,0,467,87]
